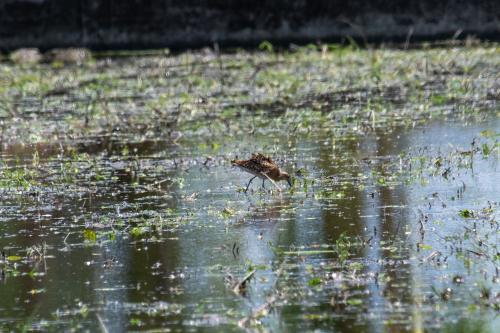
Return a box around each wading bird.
[231,153,292,192]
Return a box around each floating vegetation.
[459,209,474,218]
[0,43,499,332]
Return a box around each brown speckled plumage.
[232,153,291,191]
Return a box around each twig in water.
[263,173,281,192]
[97,313,109,333]
[63,232,72,248]
[238,295,277,327]
[232,269,256,295]
[421,251,441,264]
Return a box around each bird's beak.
[287,177,293,187]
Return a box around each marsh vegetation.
[0,43,499,332]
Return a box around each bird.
[231,153,292,192]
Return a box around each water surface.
[1,115,498,332]
[0,45,499,332]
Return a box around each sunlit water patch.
[0,113,498,332]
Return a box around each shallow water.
[1,46,500,332]
[0,114,498,332]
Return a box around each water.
[0,46,499,331]
[0,115,498,332]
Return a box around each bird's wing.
[252,153,274,164]
[235,159,269,174]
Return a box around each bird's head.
[279,171,293,187]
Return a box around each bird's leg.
[245,176,257,193]
[262,179,266,189]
